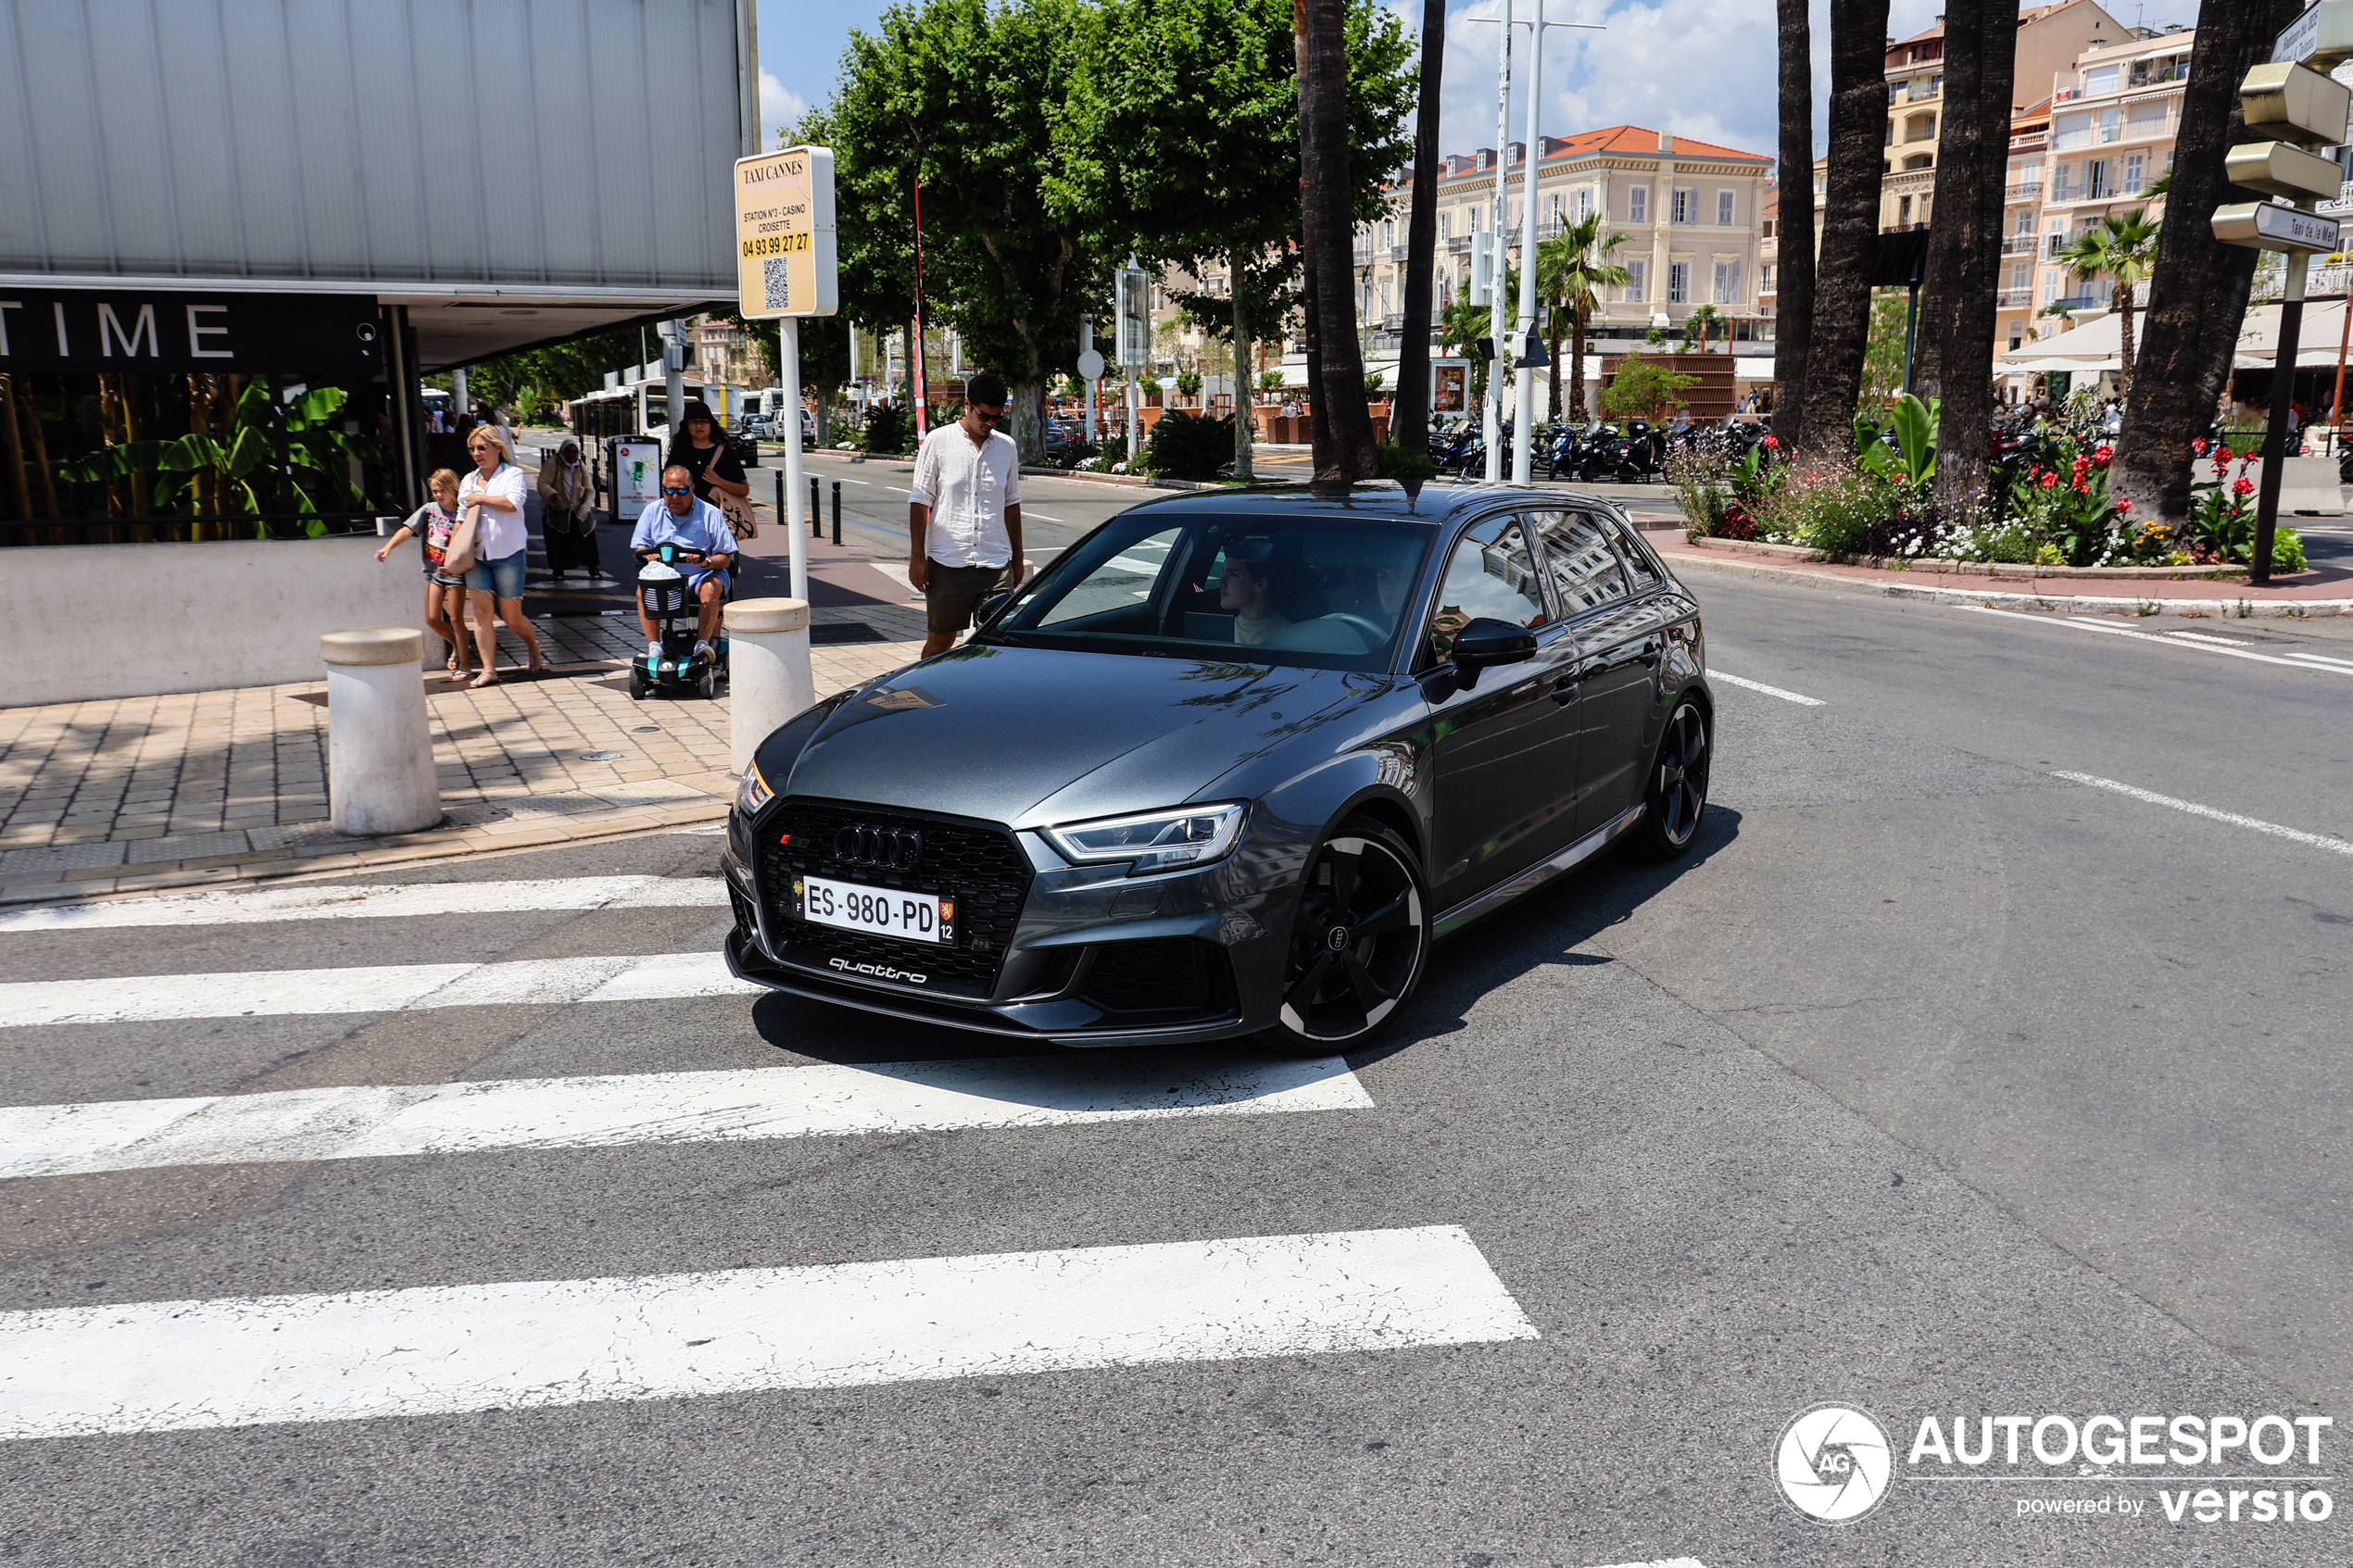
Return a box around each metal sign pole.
[779,316,808,602]
[2252,250,2309,587]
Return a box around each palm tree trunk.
[1770,0,1817,451]
[1798,0,1890,460]
[1391,0,1446,458]
[1548,326,1563,420]
[1296,0,1377,491]
[2115,284,2135,402]
[1570,307,1588,421]
[2117,0,2301,522]
[1921,0,2014,509]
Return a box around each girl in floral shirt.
[377,469,472,674]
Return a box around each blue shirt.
[631,496,738,565]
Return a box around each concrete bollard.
[725,597,814,774]
[321,628,441,836]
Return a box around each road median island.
[1642,528,2353,618]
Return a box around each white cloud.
[761,69,810,150]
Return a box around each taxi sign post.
[2215,28,2353,583]
[735,145,837,604]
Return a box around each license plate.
[801,876,950,944]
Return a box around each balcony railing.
[2000,234,2039,255]
[1997,287,2032,307]
[2005,182,2042,201]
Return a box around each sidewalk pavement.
[0,448,937,908]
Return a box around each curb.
[0,796,729,909]
[1659,546,2353,617]
[1680,533,2260,582]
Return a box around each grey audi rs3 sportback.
[722,483,1712,1055]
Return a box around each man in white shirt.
[908,371,1024,659]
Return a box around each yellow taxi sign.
[735,146,837,319]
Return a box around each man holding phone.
[908,370,1024,659]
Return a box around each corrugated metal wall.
[0,0,744,291]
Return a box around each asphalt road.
[1,536,2348,1563]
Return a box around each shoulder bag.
[718,487,758,541]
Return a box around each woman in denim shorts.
[456,424,545,687]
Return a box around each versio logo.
[1777,1405,1894,1524]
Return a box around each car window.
[1426,515,1551,665]
[1530,509,1630,614]
[1036,526,1184,626]
[1602,515,1664,592]
[990,512,1433,672]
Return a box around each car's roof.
[1122,481,1624,528]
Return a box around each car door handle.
[1551,677,1579,706]
[1638,638,1663,668]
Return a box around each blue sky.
[760,0,2203,168]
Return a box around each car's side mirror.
[975,591,1013,626]
[1450,617,1538,688]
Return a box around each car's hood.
[778,645,1366,827]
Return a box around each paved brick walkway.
[0,436,937,905]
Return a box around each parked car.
[722,484,1713,1053]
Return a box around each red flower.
[2233,476,2256,498]
[2040,471,2060,488]
[2071,478,2088,493]
[1761,434,1779,449]
[2116,496,2133,513]
[2093,444,2114,467]
[2193,438,2208,456]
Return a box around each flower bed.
[1667,399,2307,576]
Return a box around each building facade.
[1361,126,1774,356]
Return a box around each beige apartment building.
[1355,126,1774,357]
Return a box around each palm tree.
[1680,303,1726,355]
[1771,0,1816,451]
[1535,217,1631,420]
[1797,0,1892,458]
[1296,0,1378,488]
[2057,209,2160,398]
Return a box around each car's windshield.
[982,510,1433,671]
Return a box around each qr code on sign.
[762,257,792,312]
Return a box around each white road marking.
[0,876,727,934]
[0,951,760,1028]
[2053,772,2353,858]
[1023,511,1067,521]
[0,1055,1373,1179]
[2282,648,2353,670]
[2165,630,2252,647]
[1960,605,2353,676]
[1705,670,1824,706]
[838,478,875,485]
[1585,1561,1707,1568]
[0,1225,1536,1439]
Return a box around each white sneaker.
[647,640,662,659]
[693,639,713,659]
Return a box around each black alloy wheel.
[1632,700,1711,860]
[1260,818,1429,1056]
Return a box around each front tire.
[1630,700,1711,860]
[1257,817,1430,1058]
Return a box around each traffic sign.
[2240,61,2353,147]
[2213,201,2342,253]
[734,146,837,320]
[1076,347,1105,382]
[2226,140,2348,201]
[2274,0,2353,69]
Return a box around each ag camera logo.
[1777,1404,1894,1524]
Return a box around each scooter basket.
[640,578,693,618]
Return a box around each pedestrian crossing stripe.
[0,875,727,933]
[0,1226,1537,1440]
[0,1054,1373,1179]
[0,950,753,1027]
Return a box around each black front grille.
[758,798,1032,998]
[1081,938,1236,1020]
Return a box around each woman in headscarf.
[538,437,602,583]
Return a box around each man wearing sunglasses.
[908,370,1025,659]
[629,464,737,657]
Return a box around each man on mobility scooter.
[629,464,737,701]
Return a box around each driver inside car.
[631,463,737,658]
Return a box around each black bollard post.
[832,481,842,546]
[810,476,821,538]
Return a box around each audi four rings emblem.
[834,823,925,871]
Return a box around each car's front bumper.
[721,803,1302,1047]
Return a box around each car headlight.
[734,759,774,816]
[1042,802,1247,875]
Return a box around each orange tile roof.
[1538,125,1771,165]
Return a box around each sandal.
[470,671,500,688]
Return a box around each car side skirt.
[1431,803,1646,938]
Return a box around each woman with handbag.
[538,437,603,583]
[666,400,759,542]
[456,424,545,687]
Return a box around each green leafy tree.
[2056,208,2160,397]
[1057,0,1413,481]
[1860,289,1911,417]
[62,381,374,532]
[829,0,1103,460]
[1680,303,1726,354]
[1599,351,1698,420]
[1535,216,1631,420]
